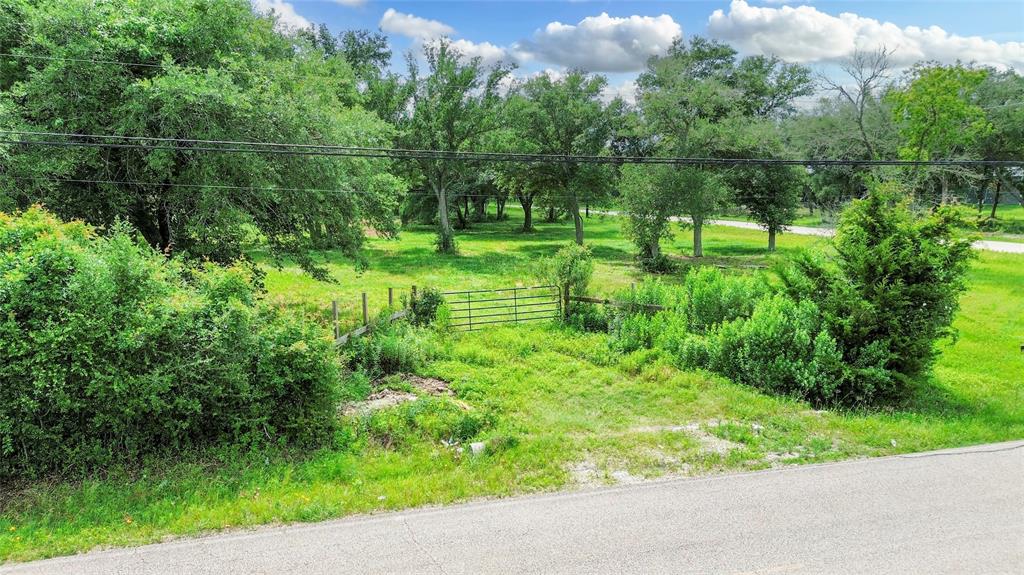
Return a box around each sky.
[252,0,1024,103]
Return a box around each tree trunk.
[569,194,584,245]
[940,174,950,205]
[649,239,661,259]
[585,203,589,218]
[519,194,534,232]
[157,202,173,256]
[991,179,1002,220]
[496,196,507,220]
[692,217,703,258]
[472,195,487,222]
[768,227,777,252]
[546,205,557,222]
[434,183,455,253]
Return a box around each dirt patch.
[341,374,456,416]
[401,374,452,395]
[341,389,418,416]
[629,420,741,455]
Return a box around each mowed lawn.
[2,212,1022,562]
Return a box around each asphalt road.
[6,440,1023,574]
[597,211,1024,254]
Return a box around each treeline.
[1,0,1022,269]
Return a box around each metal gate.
[441,285,561,331]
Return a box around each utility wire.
[3,130,1021,167]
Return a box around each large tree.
[888,63,990,204]
[514,71,616,245]
[397,40,511,253]
[0,0,405,278]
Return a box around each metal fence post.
[562,284,570,320]
[361,292,368,326]
[513,287,519,324]
[467,293,473,331]
[388,287,394,308]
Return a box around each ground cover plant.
[0,208,342,477]
[2,207,1021,562]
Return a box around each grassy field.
[2,212,1022,562]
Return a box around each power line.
[3,130,1022,167]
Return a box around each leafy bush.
[779,183,974,401]
[710,296,850,404]
[0,208,342,476]
[342,316,441,379]
[410,287,446,327]
[538,243,594,296]
[680,267,767,334]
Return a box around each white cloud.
[515,13,681,72]
[446,39,512,67]
[252,0,310,30]
[333,0,366,6]
[708,0,1024,69]
[379,8,454,41]
[601,79,637,105]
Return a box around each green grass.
[2,212,1022,563]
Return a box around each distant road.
[597,211,1024,254]
[6,441,1023,574]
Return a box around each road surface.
[5,440,1023,574]
[597,211,1024,254]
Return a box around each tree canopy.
[0,0,406,278]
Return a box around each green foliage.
[398,40,512,253]
[539,243,594,296]
[779,182,975,401]
[512,70,618,244]
[342,318,440,380]
[679,267,768,333]
[888,64,990,161]
[410,287,447,327]
[0,0,406,277]
[351,397,494,449]
[0,208,341,476]
[709,296,848,404]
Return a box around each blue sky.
[255,1,1024,100]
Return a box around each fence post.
[361,292,368,326]
[411,285,417,304]
[332,300,339,340]
[388,287,394,308]
[562,284,570,320]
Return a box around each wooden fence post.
[332,300,339,340]
[388,287,394,308]
[562,284,570,320]
[361,292,368,326]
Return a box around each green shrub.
[539,243,594,296]
[410,287,446,327]
[710,295,850,404]
[0,208,342,476]
[680,267,767,333]
[342,317,440,380]
[779,183,974,402]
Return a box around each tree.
[971,69,1024,218]
[819,48,895,161]
[515,71,616,245]
[888,63,990,204]
[0,0,405,278]
[397,40,511,253]
[736,164,806,251]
